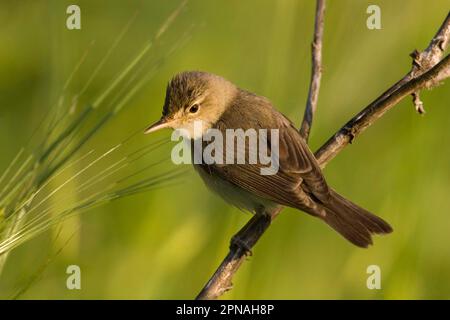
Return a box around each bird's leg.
[230,206,272,257]
[230,236,253,257]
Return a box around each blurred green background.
[0,0,449,299]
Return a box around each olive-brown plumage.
[145,71,393,247]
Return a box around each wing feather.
[197,108,330,209]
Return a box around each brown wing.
[277,120,331,202]
[199,111,330,210]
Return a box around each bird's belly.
[193,164,277,214]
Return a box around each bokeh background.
[0,0,449,299]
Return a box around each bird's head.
[144,71,236,139]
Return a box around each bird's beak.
[144,117,171,134]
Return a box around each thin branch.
[300,0,326,141]
[315,54,450,166]
[195,212,275,300]
[315,10,449,164]
[196,11,450,300]
[371,12,450,115]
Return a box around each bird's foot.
[230,235,253,257]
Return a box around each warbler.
[145,71,392,248]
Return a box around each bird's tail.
[320,189,392,248]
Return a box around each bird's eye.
[189,104,200,113]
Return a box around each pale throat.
[176,118,214,140]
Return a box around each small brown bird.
[145,71,392,248]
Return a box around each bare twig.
[315,54,450,166]
[197,0,327,300]
[373,12,450,115]
[300,0,326,142]
[196,11,450,300]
